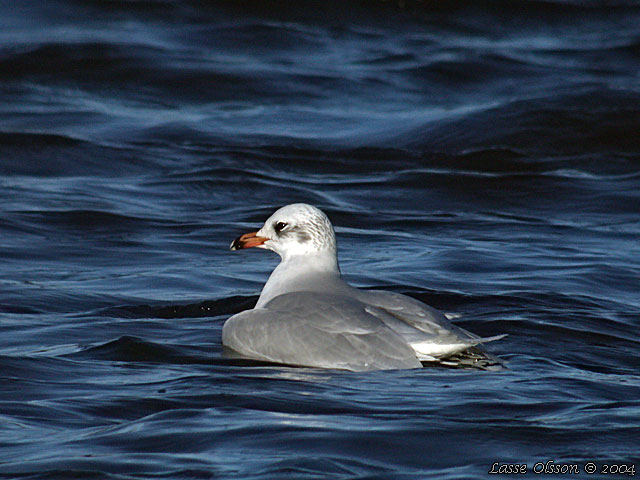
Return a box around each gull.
[223,203,505,371]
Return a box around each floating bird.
[223,203,504,371]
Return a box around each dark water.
[1,1,639,478]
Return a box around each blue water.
[1,1,639,478]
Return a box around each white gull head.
[230,203,337,261]
[230,203,341,307]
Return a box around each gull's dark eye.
[274,221,288,233]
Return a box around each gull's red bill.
[230,231,268,251]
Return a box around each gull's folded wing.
[222,291,422,371]
[359,290,506,362]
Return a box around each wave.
[392,89,640,155]
[96,296,257,319]
[0,131,156,176]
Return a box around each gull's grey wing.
[356,290,506,359]
[222,291,422,371]
[356,289,474,337]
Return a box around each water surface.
[1,1,639,478]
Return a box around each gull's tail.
[421,334,507,370]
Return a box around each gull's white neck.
[256,250,341,308]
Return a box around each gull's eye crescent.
[274,221,288,233]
